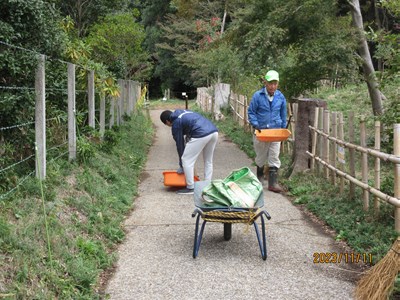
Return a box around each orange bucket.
[163,171,200,187]
[255,129,291,142]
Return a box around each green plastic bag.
[201,167,262,208]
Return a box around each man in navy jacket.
[248,70,287,193]
[160,109,219,194]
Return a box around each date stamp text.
[313,252,372,264]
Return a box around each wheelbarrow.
[191,181,271,260]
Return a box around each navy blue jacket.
[170,110,218,167]
[248,87,287,129]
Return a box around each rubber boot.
[268,167,283,193]
[264,166,269,181]
[256,165,265,185]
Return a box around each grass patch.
[0,110,153,299]
[283,173,398,263]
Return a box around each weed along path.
[104,109,361,299]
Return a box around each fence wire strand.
[0,170,35,201]
[0,153,35,174]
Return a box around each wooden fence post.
[292,103,298,140]
[133,81,140,110]
[331,112,337,185]
[310,107,319,171]
[109,97,115,129]
[394,124,400,232]
[239,95,245,127]
[88,70,95,128]
[127,80,132,116]
[35,54,46,179]
[317,107,324,175]
[117,79,123,125]
[234,93,238,123]
[323,110,330,179]
[360,119,369,210]
[100,94,105,138]
[374,120,381,212]
[244,96,248,127]
[124,79,129,113]
[67,63,76,161]
[349,112,356,199]
[338,113,345,193]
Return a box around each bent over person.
[160,109,219,195]
[248,70,287,193]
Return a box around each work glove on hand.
[177,167,184,174]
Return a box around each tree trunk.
[349,0,384,116]
[290,98,327,175]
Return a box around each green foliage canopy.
[85,10,152,81]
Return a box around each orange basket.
[255,129,291,142]
[163,171,200,187]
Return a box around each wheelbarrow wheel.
[223,223,232,241]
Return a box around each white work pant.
[182,132,218,189]
[253,134,281,169]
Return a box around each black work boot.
[256,165,265,185]
[268,167,283,193]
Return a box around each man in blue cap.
[248,70,287,193]
[160,109,219,195]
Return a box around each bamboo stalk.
[338,113,345,193]
[307,152,400,209]
[310,108,319,170]
[361,119,369,210]
[317,107,324,175]
[394,124,400,232]
[292,103,298,140]
[374,120,381,213]
[308,126,400,163]
[331,112,337,185]
[323,110,330,179]
[349,112,356,199]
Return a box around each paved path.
[105,109,360,299]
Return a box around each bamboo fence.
[308,108,400,232]
[227,91,400,232]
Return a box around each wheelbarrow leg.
[223,223,232,241]
[253,214,267,260]
[193,214,207,258]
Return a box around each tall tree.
[214,0,358,98]
[349,0,384,115]
[53,0,129,37]
[85,10,152,80]
[155,0,239,90]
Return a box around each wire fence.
[0,40,142,201]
